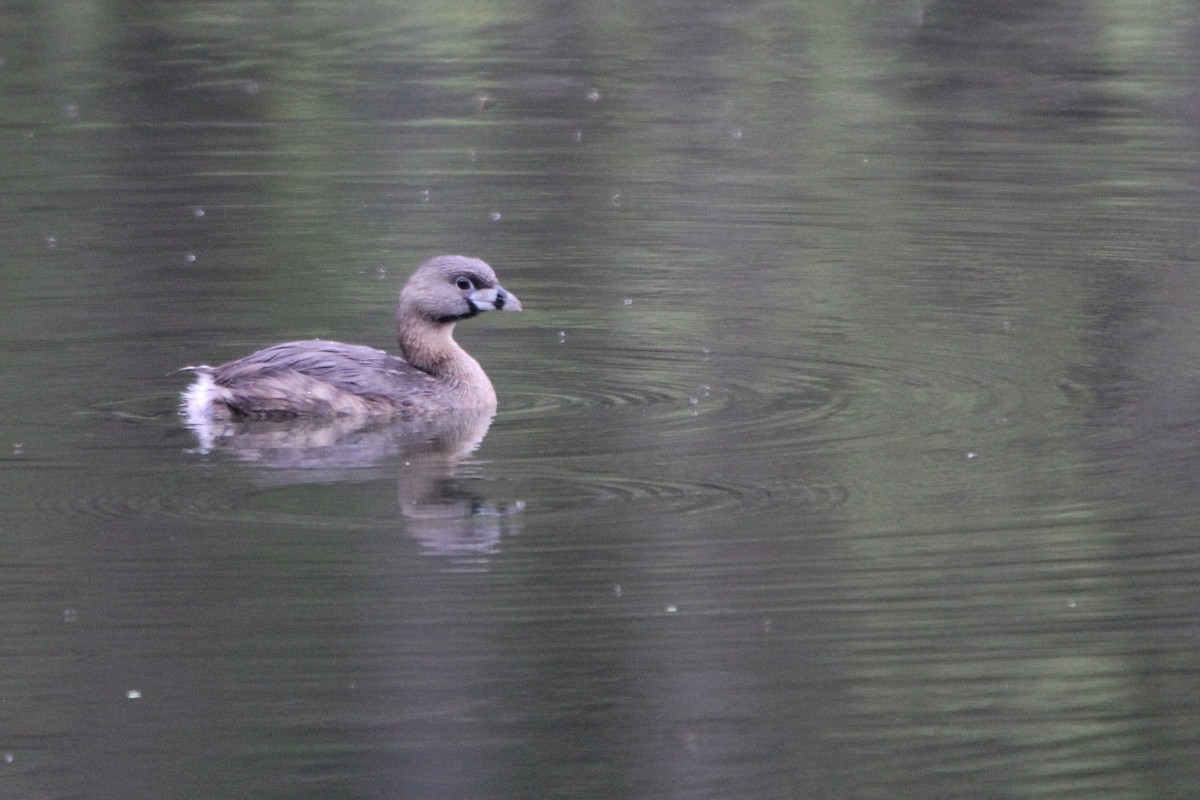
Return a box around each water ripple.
[71,333,1028,529]
[498,339,1026,459]
[482,467,849,516]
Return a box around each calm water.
[2,2,1199,798]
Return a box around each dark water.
[3,2,1200,798]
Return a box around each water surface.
[2,2,1199,798]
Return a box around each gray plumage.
[182,255,522,420]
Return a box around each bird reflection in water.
[183,407,523,563]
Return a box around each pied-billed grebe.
[182,255,521,420]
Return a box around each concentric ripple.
[38,456,521,535]
[497,338,1027,460]
[59,333,1029,534]
[481,467,851,517]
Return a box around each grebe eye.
[455,276,474,291]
